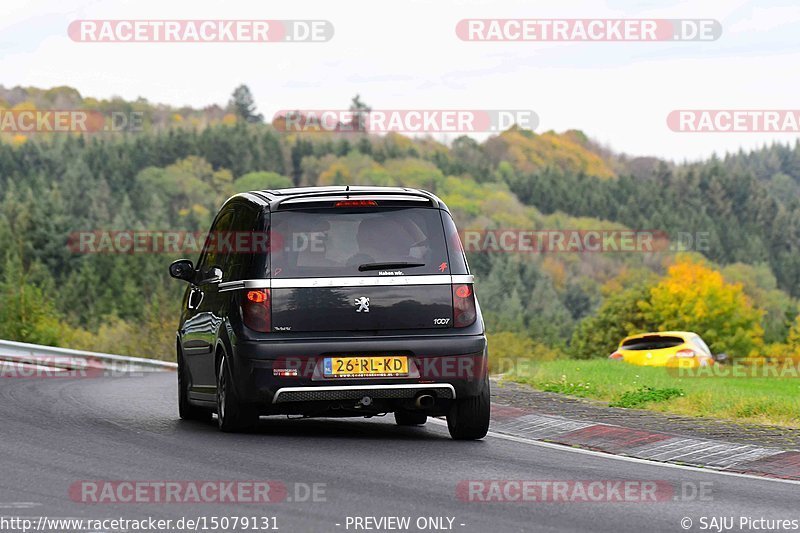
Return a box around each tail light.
[242,289,271,332]
[675,349,695,358]
[608,352,623,360]
[334,200,378,207]
[453,284,476,328]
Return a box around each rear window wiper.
[358,262,425,272]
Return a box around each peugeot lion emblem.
[354,296,370,313]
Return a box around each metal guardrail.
[0,339,176,370]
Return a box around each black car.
[169,186,490,440]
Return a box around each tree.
[232,171,292,192]
[526,276,573,348]
[0,251,65,345]
[721,262,795,344]
[228,85,263,123]
[349,94,371,132]
[641,256,764,357]
[569,275,657,359]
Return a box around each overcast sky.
[2,0,799,161]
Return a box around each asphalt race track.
[1,371,797,533]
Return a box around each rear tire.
[394,411,427,426]
[178,349,212,422]
[446,375,490,440]
[216,353,258,432]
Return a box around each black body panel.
[271,285,453,331]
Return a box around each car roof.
[227,186,448,211]
[620,331,698,344]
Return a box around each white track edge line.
[427,418,800,486]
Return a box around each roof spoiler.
[272,190,438,209]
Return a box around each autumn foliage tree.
[641,256,764,357]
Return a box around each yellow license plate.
[323,356,408,377]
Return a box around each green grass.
[507,359,800,427]
[608,386,684,408]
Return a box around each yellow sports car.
[608,331,716,367]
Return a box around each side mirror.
[713,353,729,364]
[169,259,196,283]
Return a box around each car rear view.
[609,331,714,367]
[229,187,490,440]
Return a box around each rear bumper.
[272,383,456,404]
[229,333,487,412]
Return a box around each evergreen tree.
[228,85,263,123]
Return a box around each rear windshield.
[268,207,453,278]
[621,336,684,350]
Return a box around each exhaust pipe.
[414,394,435,409]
